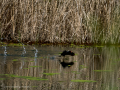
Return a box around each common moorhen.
[61,50,75,56]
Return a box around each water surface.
[0,45,120,90]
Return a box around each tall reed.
[0,0,120,44]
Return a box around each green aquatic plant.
[41,44,47,46]
[10,74,22,78]
[93,54,100,55]
[79,45,84,46]
[26,77,48,81]
[23,76,48,81]
[94,45,104,47]
[71,43,74,45]
[1,74,48,81]
[7,43,23,47]
[93,70,113,72]
[12,59,18,61]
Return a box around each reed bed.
[0,0,120,44]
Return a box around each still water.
[0,44,120,90]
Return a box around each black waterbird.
[61,50,75,56]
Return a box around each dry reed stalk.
[0,0,120,44]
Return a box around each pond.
[0,44,120,90]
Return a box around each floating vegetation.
[41,44,47,46]
[29,66,42,68]
[27,77,48,81]
[43,73,60,75]
[93,70,113,72]
[79,45,84,46]
[12,59,18,61]
[0,74,48,81]
[94,45,104,47]
[10,74,23,78]
[71,44,74,46]
[22,76,48,81]
[70,44,76,47]
[71,80,97,82]
[70,44,85,48]
[7,43,23,47]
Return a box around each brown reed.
[0,0,120,44]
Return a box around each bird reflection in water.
[59,60,74,68]
[59,50,75,68]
